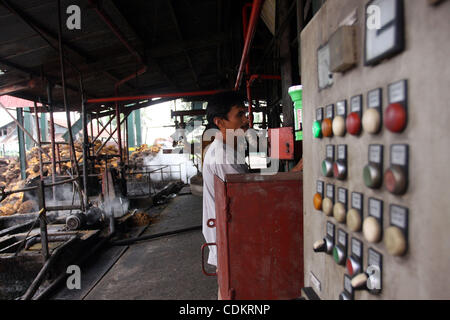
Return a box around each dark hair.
[206,91,246,130]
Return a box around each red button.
[346,258,354,276]
[333,163,339,178]
[346,112,361,136]
[384,169,397,193]
[385,103,407,133]
[322,118,333,137]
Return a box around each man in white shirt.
[201,92,303,299]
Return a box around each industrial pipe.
[234,0,265,91]
[86,89,227,104]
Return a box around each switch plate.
[325,104,335,120]
[386,144,409,194]
[350,94,363,118]
[368,88,383,115]
[317,180,324,198]
[337,229,348,250]
[351,192,364,214]
[343,274,355,300]
[338,187,348,210]
[388,204,409,254]
[364,0,405,66]
[316,108,324,121]
[336,100,347,118]
[368,198,384,226]
[350,237,364,275]
[326,145,335,161]
[326,184,335,204]
[329,25,357,73]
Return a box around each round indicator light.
[332,116,346,136]
[313,121,322,138]
[321,118,333,137]
[362,108,381,134]
[384,166,407,195]
[363,164,381,189]
[384,226,407,256]
[346,112,362,136]
[385,103,406,133]
[333,202,346,223]
[363,216,382,243]
[322,198,334,216]
[333,161,347,180]
[322,159,333,177]
[347,209,362,232]
[313,193,323,211]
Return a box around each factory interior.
[0,0,449,305]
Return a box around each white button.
[363,216,382,243]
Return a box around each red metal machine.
[202,172,303,300]
[269,127,295,160]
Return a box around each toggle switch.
[323,184,335,217]
[347,192,363,232]
[384,205,409,256]
[333,100,347,137]
[352,249,382,294]
[347,95,363,136]
[364,145,383,189]
[314,222,335,254]
[313,237,334,254]
[384,145,409,195]
[385,80,408,133]
[363,198,383,243]
[334,187,347,223]
[362,88,382,134]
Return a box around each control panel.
[301,0,450,299]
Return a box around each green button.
[363,165,373,188]
[333,247,340,264]
[313,121,322,138]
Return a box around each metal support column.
[134,109,141,147]
[16,108,27,180]
[127,111,135,152]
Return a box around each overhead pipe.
[0,79,38,96]
[234,0,265,91]
[86,89,227,104]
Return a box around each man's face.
[216,105,249,133]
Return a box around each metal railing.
[125,164,183,197]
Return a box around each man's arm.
[290,158,303,172]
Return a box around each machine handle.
[201,243,217,276]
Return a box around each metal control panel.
[301,0,450,299]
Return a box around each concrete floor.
[52,191,218,300]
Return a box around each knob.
[332,116,346,136]
[346,256,362,277]
[385,103,406,133]
[384,226,407,256]
[313,193,323,211]
[363,216,382,243]
[351,273,369,290]
[333,202,346,223]
[347,209,362,232]
[333,160,347,180]
[322,198,334,216]
[384,165,407,195]
[363,163,382,189]
[321,118,333,137]
[313,121,322,138]
[313,239,326,253]
[322,159,334,177]
[346,112,361,136]
[362,108,381,134]
[333,245,346,265]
